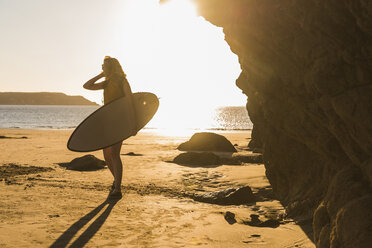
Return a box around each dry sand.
[0,128,315,248]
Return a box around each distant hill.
[0,92,98,105]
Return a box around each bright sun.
[104,0,243,130]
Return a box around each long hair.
[103,56,127,80]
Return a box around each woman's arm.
[83,72,107,90]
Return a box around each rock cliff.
[193,0,372,247]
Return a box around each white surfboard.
[67,92,159,152]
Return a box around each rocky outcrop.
[193,0,372,246]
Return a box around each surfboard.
[67,92,159,152]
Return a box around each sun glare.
[160,0,197,18]
[106,0,243,133]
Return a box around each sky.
[0,0,244,111]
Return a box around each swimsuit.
[103,77,128,105]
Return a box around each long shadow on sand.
[49,199,118,248]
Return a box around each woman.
[83,56,136,200]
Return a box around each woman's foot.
[109,182,115,193]
[108,190,122,201]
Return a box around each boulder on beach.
[173,152,221,166]
[221,153,264,165]
[243,214,280,228]
[67,155,106,171]
[177,132,237,153]
[193,186,255,205]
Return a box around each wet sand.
[0,128,315,247]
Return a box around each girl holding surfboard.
[83,56,136,200]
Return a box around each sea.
[0,105,252,132]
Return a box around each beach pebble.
[48,214,60,218]
[224,211,237,224]
[122,152,143,156]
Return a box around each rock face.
[193,0,372,247]
[177,132,237,152]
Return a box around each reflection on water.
[0,105,99,129]
[147,106,252,132]
[0,105,252,132]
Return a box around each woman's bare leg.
[103,147,114,178]
[110,141,123,193]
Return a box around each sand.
[0,128,315,247]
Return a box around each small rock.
[193,186,255,205]
[224,211,237,224]
[48,214,60,218]
[122,152,143,156]
[67,155,106,171]
[251,234,261,237]
[243,214,280,228]
[259,219,280,228]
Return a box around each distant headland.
[0,92,98,105]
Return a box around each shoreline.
[0,128,315,247]
[0,127,253,137]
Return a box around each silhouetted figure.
[83,56,136,200]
